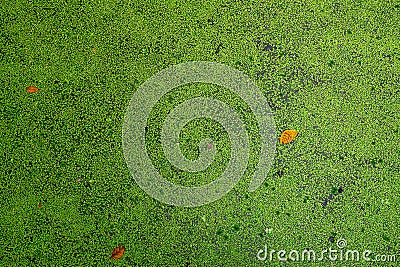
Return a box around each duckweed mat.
[1,0,399,266]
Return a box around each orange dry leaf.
[26,86,39,93]
[110,246,125,260]
[280,130,298,144]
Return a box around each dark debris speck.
[215,43,223,55]
[263,44,274,51]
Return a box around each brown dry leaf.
[38,201,42,209]
[110,246,125,260]
[280,130,298,144]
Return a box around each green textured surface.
[1,0,399,266]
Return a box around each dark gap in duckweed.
[215,42,223,55]
[263,43,274,51]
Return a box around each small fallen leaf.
[280,130,298,144]
[110,246,125,260]
[38,201,42,209]
[26,86,39,93]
